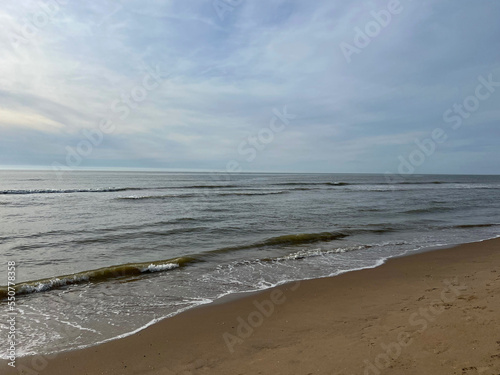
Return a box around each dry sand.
[2,238,500,375]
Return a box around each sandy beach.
[3,237,500,375]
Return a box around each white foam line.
[141,263,179,273]
[58,320,100,334]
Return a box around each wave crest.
[0,259,187,299]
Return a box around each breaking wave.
[0,259,187,298]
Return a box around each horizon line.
[0,166,499,176]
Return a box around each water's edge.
[9,233,498,361]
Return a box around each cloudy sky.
[1,0,499,174]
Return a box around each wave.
[208,231,350,256]
[0,188,142,195]
[263,231,348,245]
[176,185,242,189]
[0,185,295,198]
[289,187,317,191]
[348,184,499,193]
[396,181,446,185]
[363,227,399,234]
[115,194,198,200]
[358,207,382,212]
[277,182,351,186]
[403,207,453,214]
[0,185,241,196]
[271,181,498,191]
[275,181,452,187]
[0,258,192,299]
[115,191,289,200]
[451,223,499,229]
[217,191,289,197]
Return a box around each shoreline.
[2,236,500,374]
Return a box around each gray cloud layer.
[1,0,499,174]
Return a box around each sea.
[0,171,499,358]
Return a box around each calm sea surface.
[0,171,499,357]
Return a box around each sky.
[0,0,499,174]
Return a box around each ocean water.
[0,171,499,357]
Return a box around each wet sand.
[3,238,500,375]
